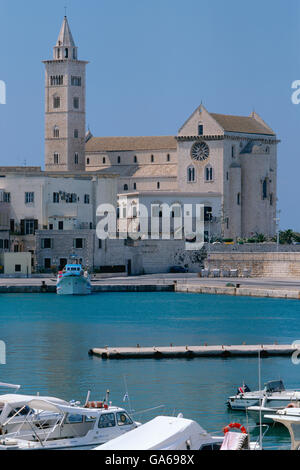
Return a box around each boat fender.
[223,422,247,434]
[286,403,297,408]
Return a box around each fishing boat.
[0,397,139,450]
[56,263,91,295]
[227,380,300,411]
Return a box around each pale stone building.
[0,16,280,275]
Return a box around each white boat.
[56,264,91,295]
[227,380,300,411]
[0,393,69,435]
[94,415,262,451]
[265,407,300,450]
[0,398,139,450]
[94,415,224,450]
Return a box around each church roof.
[85,136,177,153]
[210,113,275,136]
[56,16,75,47]
[91,164,177,178]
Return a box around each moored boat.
[56,264,91,295]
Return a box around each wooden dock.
[89,344,298,359]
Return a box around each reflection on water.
[0,292,299,449]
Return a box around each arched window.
[65,48,69,58]
[54,153,59,165]
[74,153,79,165]
[205,165,213,182]
[103,157,106,164]
[157,182,160,189]
[123,184,128,191]
[118,156,121,164]
[187,166,195,183]
[53,127,59,138]
[151,155,154,163]
[86,158,90,165]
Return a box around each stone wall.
[204,251,300,278]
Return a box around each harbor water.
[1,291,299,449]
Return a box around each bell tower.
[43,16,88,172]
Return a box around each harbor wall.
[204,251,300,278]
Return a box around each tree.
[279,229,294,244]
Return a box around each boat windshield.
[265,380,285,393]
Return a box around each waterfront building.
[0,16,279,274]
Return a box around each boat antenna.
[123,375,133,415]
[258,350,263,450]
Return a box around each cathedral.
[44,16,278,240]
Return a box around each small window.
[103,157,106,164]
[53,97,60,109]
[133,182,137,190]
[15,264,21,273]
[86,158,90,165]
[157,182,160,189]
[84,194,90,204]
[151,155,154,163]
[44,258,51,269]
[117,156,121,164]
[226,171,229,181]
[4,192,10,203]
[116,412,133,426]
[25,192,34,204]
[53,127,59,138]
[53,192,59,203]
[66,414,83,424]
[123,184,128,191]
[98,413,116,429]
[198,124,203,136]
[262,178,268,199]
[134,155,137,163]
[74,129,79,138]
[98,239,102,249]
[231,146,235,158]
[54,153,59,165]
[58,221,64,230]
[42,239,52,249]
[74,238,84,249]
[270,193,273,206]
[73,97,79,109]
[64,48,69,58]
[237,193,241,205]
[75,153,79,165]
[167,154,170,162]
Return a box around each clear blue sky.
[0,0,299,230]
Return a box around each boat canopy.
[27,399,123,417]
[265,380,285,393]
[95,416,213,450]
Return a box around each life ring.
[223,422,247,434]
[286,403,297,408]
[85,401,103,409]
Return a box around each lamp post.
[274,209,281,253]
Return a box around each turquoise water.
[0,291,299,449]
